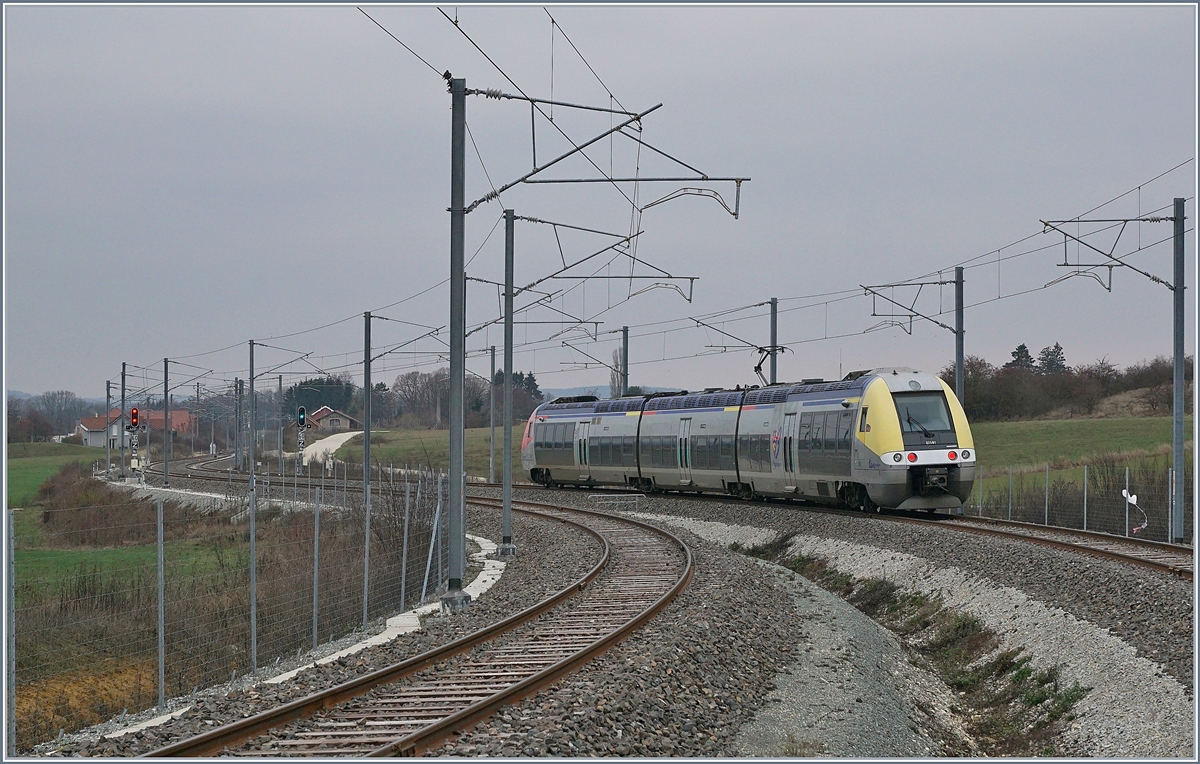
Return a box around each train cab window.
[799,413,813,449]
[859,407,870,433]
[895,392,953,433]
[823,413,838,451]
[838,411,853,451]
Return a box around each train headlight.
[892,453,903,463]
[948,451,957,461]
[961,450,970,460]
[907,453,917,463]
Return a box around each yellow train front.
[521,366,975,512]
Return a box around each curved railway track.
[141,497,693,757]
[149,454,1192,581]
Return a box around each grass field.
[13,538,228,600]
[333,426,524,479]
[328,417,1190,478]
[971,416,1191,471]
[6,443,102,508]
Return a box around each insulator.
[484,88,503,99]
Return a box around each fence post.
[421,475,443,604]
[313,488,321,651]
[8,506,17,755]
[157,499,165,711]
[1008,467,1013,521]
[977,474,983,517]
[1125,467,1130,537]
[1044,464,1049,525]
[401,482,411,613]
[1168,468,1174,544]
[1083,465,1088,531]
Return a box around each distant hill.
[6,390,34,400]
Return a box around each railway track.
[935,515,1193,580]
[148,455,1192,581]
[141,497,693,757]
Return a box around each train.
[520,367,975,511]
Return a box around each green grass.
[6,444,103,508]
[328,416,1190,480]
[334,426,525,479]
[972,416,1191,471]
[14,539,230,593]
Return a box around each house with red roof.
[75,408,130,448]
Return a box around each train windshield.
[894,392,953,433]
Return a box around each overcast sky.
[4,3,1196,403]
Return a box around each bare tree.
[31,390,88,435]
[609,349,623,399]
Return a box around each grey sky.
[4,4,1196,402]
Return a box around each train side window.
[823,413,838,451]
[603,437,614,466]
[589,439,599,465]
[563,422,576,446]
[812,417,824,451]
[859,407,871,432]
[640,436,652,465]
[799,412,813,450]
[622,436,633,467]
[737,433,750,471]
[721,435,735,471]
[838,411,853,451]
[650,435,661,468]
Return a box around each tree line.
[939,344,1193,421]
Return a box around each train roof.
[536,369,932,415]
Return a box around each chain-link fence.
[10,467,449,750]
[970,455,1193,544]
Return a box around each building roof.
[308,405,335,421]
[143,410,192,431]
[77,409,126,432]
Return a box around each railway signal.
[296,406,308,476]
[129,407,139,429]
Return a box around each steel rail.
[143,499,692,758]
[883,514,1193,580]
[368,498,693,757]
[154,459,1187,580]
[141,503,610,758]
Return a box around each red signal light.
[130,408,139,427]
[906,452,917,462]
[948,451,958,461]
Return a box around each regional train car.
[521,367,975,511]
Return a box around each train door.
[575,420,590,480]
[678,418,693,484]
[782,412,798,488]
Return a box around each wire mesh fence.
[10,466,449,750]
[970,454,1193,543]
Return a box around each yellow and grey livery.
[522,367,975,512]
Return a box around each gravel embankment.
[608,493,1193,759]
[31,503,602,757]
[437,516,972,757]
[615,493,1193,690]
